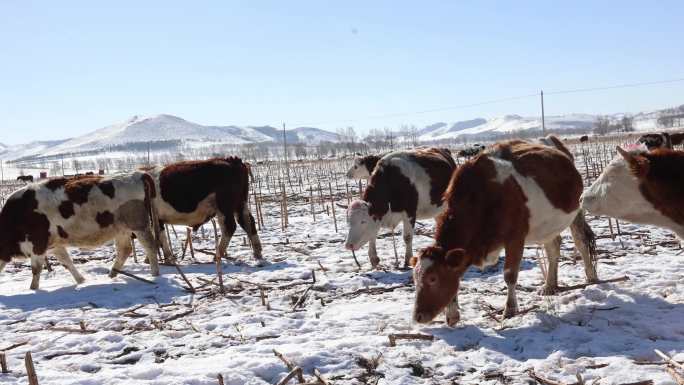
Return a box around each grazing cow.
[637,132,684,150]
[346,154,383,179]
[345,148,456,268]
[410,136,599,326]
[0,172,161,289]
[145,157,262,261]
[579,135,589,143]
[458,144,486,158]
[581,145,684,239]
[16,175,33,183]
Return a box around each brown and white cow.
[346,154,383,179]
[637,132,684,151]
[581,145,684,239]
[345,148,456,268]
[410,136,599,326]
[0,172,161,289]
[145,157,263,261]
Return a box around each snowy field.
[1,154,684,384]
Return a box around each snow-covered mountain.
[2,115,343,161]
[40,115,275,157]
[0,139,70,161]
[414,110,670,141]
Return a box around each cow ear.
[616,146,632,162]
[445,248,469,271]
[617,146,650,177]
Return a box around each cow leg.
[445,295,460,327]
[540,236,562,296]
[134,230,160,276]
[53,247,85,284]
[29,254,45,290]
[0,260,6,273]
[217,213,237,260]
[569,210,599,283]
[158,223,174,263]
[503,240,524,318]
[402,218,414,269]
[236,206,263,260]
[368,237,380,268]
[110,236,134,278]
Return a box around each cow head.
[346,157,372,179]
[638,133,672,150]
[410,246,471,324]
[581,145,651,221]
[345,200,380,250]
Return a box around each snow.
[419,114,599,141]
[1,165,683,384]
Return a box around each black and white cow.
[346,154,384,179]
[143,157,263,262]
[0,172,161,289]
[637,132,684,151]
[345,148,456,268]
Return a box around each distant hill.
[1,114,342,161]
[1,104,679,162]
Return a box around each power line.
[294,76,684,128]
[545,77,684,96]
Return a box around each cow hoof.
[446,312,460,327]
[369,257,380,269]
[109,270,118,278]
[151,269,160,277]
[75,276,86,284]
[503,306,518,319]
[539,285,559,296]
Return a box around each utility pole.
[282,122,290,183]
[0,159,3,183]
[61,154,65,176]
[147,142,151,167]
[540,90,546,136]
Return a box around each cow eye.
[360,220,367,225]
[426,274,438,286]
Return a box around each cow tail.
[240,160,251,211]
[142,173,163,255]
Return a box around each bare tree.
[621,116,634,132]
[593,116,611,135]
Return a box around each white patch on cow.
[412,257,433,290]
[18,240,35,259]
[346,158,371,179]
[490,157,578,244]
[582,156,684,238]
[380,152,444,219]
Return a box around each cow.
[16,175,33,183]
[410,136,599,326]
[458,144,486,158]
[581,145,684,240]
[0,172,161,289]
[579,135,589,143]
[144,157,263,262]
[345,148,457,269]
[637,132,684,151]
[346,154,383,179]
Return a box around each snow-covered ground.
[1,180,684,384]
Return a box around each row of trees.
[593,116,635,135]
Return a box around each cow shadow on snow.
[425,285,684,361]
[0,259,295,313]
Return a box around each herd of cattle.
[0,131,682,327]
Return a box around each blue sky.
[1,1,683,145]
